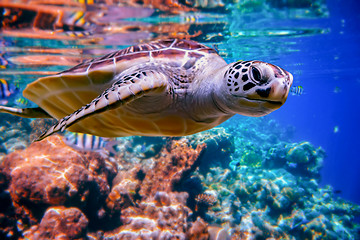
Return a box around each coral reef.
[264,141,326,179]
[0,134,230,239]
[138,139,206,197]
[102,192,194,239]
[0,115,32,156]
[23,207,89,239]
[0,135,117,234]
[101,139,210,238]
[0,117,56,164]
[194,166,360,239]
[187,117,360,240]
[186,128,235,173]
[0,116,359,239]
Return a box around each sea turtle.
[0,39,293,141]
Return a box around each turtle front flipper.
[36,70,169,141]
[0,106,52,118]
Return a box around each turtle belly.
[67,107,228,137]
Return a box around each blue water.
[271,0,360,206]
[224,0,360,207]
[1,0,360,237]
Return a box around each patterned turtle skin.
[0,39,293,141]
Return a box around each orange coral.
[103,191,192,239]
[195,193,217,207]
[0,135,117,224]
[23,206,88,239]
[105,166,141,215]
[0,135,228,238]
[139,139,206,199]
[187,217,209,240]
[100,139,209,238]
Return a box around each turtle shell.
[23,39,221,136]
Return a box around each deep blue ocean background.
[268,0,360,207]
[216,0,360,208]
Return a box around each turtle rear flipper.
[36,70,169,141]
[0,106,52,118]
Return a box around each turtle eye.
[251,67,262,82]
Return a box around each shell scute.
[152,49,186,59]
[116,51,149,62]
[98,51,117,60]
[57,39,216,77]
[157,39,176,46]
[88,58,114,71]
[60,62,89,74]
[173,39,205,50]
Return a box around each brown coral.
[106,138,205,214]
[195,193,218,207]
[102,191,217,240]
[187,217,209,240]
[103,191,192,239]
[23,206,88,240]
[105,167,142,215]
[0,135,220,239]
[0,135,117,224]
[100,139,209,238]
[139,139,206,199]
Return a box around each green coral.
[240,150,263,167]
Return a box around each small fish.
[290,85,304,96]
[77,0,94,4]
[333,126,339,133]
[63,132,117,155]
[65,31,93,38]
[1,78,13,98]
[63,10,91,32]
[0,78,19,104]
[212,44,219,54]
[334,190,342,194]
[333,86,341,93]
[15,97,29,107]
[183,15,199,23]
[287,162,297,168]
[0,55,9,69]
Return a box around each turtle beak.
[283,70,293,101]
[268,69,293,104]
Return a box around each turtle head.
[220,60,293,117]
